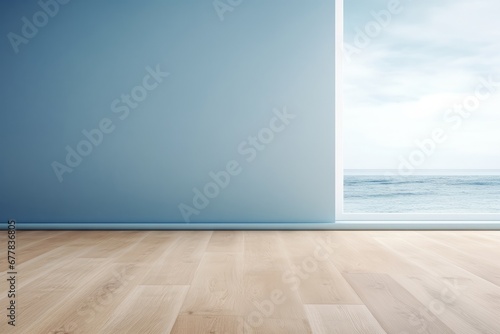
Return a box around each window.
[336,0,500,222]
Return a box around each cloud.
[343,0,500,170]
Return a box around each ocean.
[344,175,500,213]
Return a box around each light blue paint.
[0,0,335,225]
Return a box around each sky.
[343,0,500,171]
[0,0,335,223]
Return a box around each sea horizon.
[344,174,500,213]
[344,169,500,176]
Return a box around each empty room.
[1,0,499,333]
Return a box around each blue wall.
[0,0,335,224]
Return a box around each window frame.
[334,0,500,225]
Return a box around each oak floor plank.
[171,315,241,334]
[375,236,500,334]
[100,285,189,334]
[0,258,110,334]
[344,273,454,333]
[296,276,363,305]
[418,231,500,259]
[244,231,291,272]
[44,262,155,334]
[241,270,307,321]
[10,231,67,250]
[406,234,500,287]
[20,262,144,334]
[394,274,499,334]
[78,232,145,258]
[140,231,211,285]
[327,232,421,275]
[16,231,75,263]
[280,232,362,304]
[179,252,243,316]
[11,245,92,290]
[114,231,178,263]
[305,304,386,334]
[244,318,312,334]
[207,231,244,253]
[3,230,500,333]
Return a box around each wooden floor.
[1,231,500,333]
